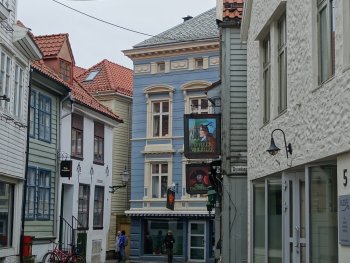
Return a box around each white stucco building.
[0,0,41,261]
[242,0,350,262]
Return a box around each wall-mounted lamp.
[105,165,109,176]
[0,95,10,102]
[109,166,129,193]
[267,128,292,158]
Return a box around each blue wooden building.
[123,8,219,262]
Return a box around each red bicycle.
[42,243,85,263]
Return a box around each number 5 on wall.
[344,169,348,187]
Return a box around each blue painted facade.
[124,9,220,261]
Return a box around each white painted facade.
[242,0,350,262]
[0,0,41,261]
[56,103,116,263]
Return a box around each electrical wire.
[51,0,179,41]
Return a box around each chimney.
[182,15,193,22]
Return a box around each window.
[25,168,51,220]
[60,59,71,83]
[152,101,169,137]
[13,65,24,118]
[262,35,271,124]
[0,51,11,111]
[157,62,165,73]
[189,98,209,114]
[195,58,204,69]
[151,163,168,198]
[84,70,99,82]
[317,0,335,83]
[143,219,183,256]
[26,167,36,220]
[29,91,36,138]
[38,94,51,142]
[0,181,14,248]
[278,14,287,113]
[71,113,84,158]
[78,184,90,229]
[93,186,104,229]
[94,122,104,163]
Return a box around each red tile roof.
[223,0,244,21]
[76,59,133,97]
[74,65,86,78]
[31,61,122,123]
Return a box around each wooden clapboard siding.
[97,95,132,251]
[220,26,248,263]
[25,86,60,238]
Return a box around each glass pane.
[162,101,169,112]
[319,6,329,82]
[201,99,208,110]
[162,115,169,136]
[268,183,282,263]
[191,223,205,235]
[190,248,204,260]
[153,116,160,136]
[152,176,159,198]
[300,180,306,238]
[161,164,168,173]
[190,236,204,247]
[152,164,159,174]
[290,243,293,263]
[253,184,265,263]
[153,102,160,113]
[289,181,293,237]
[310,166,338,263]
[161,176,167,198]
[301,243,306,263]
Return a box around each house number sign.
[339,195,350,245]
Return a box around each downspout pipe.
[20,68,33,263]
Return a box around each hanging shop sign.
[184,114,221,159]
[186,163,211,195]
[166,188,175,211]
[60,160,72,178]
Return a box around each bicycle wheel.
[42,252,60,263]
[67,254,86,263]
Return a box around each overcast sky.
[17,0,216,69]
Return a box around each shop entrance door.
[189,221,206,262]
[284,172,308,263]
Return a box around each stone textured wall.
[247,0,350,179]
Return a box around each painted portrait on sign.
[186,164,211,194]
[184,114,221,159]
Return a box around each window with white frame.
[189,97,209,114]
[0,181,14,248]
[38,94,51,142]
[93,186,104,228]
[151,163,168,198]
[195,58,204,69]
[317,0,335,83]
[25,167,51,220]
[78,184,90,229]
[262,34,271,124]
[0,51,12,111]
[278,14,287,113]
[13,64,24,119]
[152,101,169,137]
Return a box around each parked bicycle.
[42,242,85,263]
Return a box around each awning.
[125,210,214,218]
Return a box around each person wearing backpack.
[118,230,127,262]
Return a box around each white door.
[283,172,308,263]
[189,221,206,262]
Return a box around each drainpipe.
[20,68,33,263]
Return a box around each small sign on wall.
[339,195,350,245]
[60,160,72,178]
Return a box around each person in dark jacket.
[163,230,175,263]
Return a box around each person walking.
[115,231,121,261]
[164,230,175,263]
[118,230,127,262]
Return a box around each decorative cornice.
[143,85,175,95]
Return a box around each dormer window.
[60,59,71,83]
[195,58,204,69]
[157,62,165,73]
[85,70,100,82]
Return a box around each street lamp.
[109,166,129,193]
[267,128,292,158]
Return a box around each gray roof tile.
[134,8,218,48]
